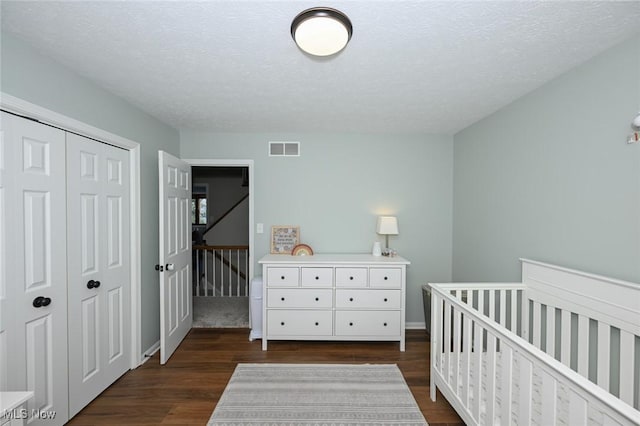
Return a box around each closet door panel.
[0,121,6,391]
[102,146,130,377]
[1,111,68,426]
[67,133,130,418]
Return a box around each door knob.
[87,280,101,289]
[166,263,175,271]
[33,296,51,308]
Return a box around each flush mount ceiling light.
[291,7,353,57]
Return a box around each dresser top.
[0,391,33,414]
[258,253,410,265]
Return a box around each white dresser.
[258,254,410,351]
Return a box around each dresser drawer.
[335,311,401,336]
[369,268,402,288]
[267,288,333,308]
[335,267,367,287]
[335,289,401,309]
[267,267,299,287]
[301,267,333,287]
[267,310,333,336]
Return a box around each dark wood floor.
[68,329,463,425]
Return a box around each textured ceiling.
[2,1,640,134]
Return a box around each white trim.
[183,159,255,290]
[1,92,143,369]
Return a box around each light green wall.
[181,132,453,323]
[1,33,181,352]
[452,35,640,284]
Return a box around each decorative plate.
[291,244,314,256]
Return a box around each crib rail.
[521,259,640,408]
[429,283,640,426]
[193,245,248,297]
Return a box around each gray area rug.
[193,296,249,328]
[207,363,428,425]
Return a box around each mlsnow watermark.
[2,408,57,420]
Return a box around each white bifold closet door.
[66,133,131,417]
[1,111,69,426]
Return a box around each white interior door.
[66,133,131,417]
[1,111,69,426]
[158,151,192,364]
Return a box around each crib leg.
[430,374,436,401]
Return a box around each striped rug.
[207,363,428,425]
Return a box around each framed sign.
[270,226,299,254]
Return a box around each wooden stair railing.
[193,244,249,282]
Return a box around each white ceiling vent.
[269,141,300,157]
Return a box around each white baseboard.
[406,321,426,330]
[140,340,160,365]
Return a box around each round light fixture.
[291,7,353,57]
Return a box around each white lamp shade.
[376,216,399,235]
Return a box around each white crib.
[428,259,640,425]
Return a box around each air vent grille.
[269,141,300,157]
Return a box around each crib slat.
[499,289,507,327]
[489,290,496,322]
[462,314,472,407]
[443,300,451,383]
[568,389,588,425]
[532,301,542,348]
[541,369,557,425]
[522,294,530,341]
[546,305,555,358]
[430,292,442,402]
[518,352,533,426]
[561,309,571,367]
[577,314,589,377]
[510,290,518,333]
[472,322,483,422]
[597,322,611,392]
[485,333,497,424]
[452,302,461,394]
[619,330,635,406]
[499,343,513,425]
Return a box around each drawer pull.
[384,276,388,280]
[315,322,319,326]
[384,322,388,326]
[315,276,319,280]
[349,322,354,326]
[349,297,354,302]
[349,276,354,280]
[315,297,319,301]
[281,276,285,280]
[281,297,285,301]
[281,322,285,326]
[384,298,388,302]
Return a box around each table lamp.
[376,216,399,250]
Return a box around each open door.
[158,151,192,364]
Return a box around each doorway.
[187,160,254,328]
